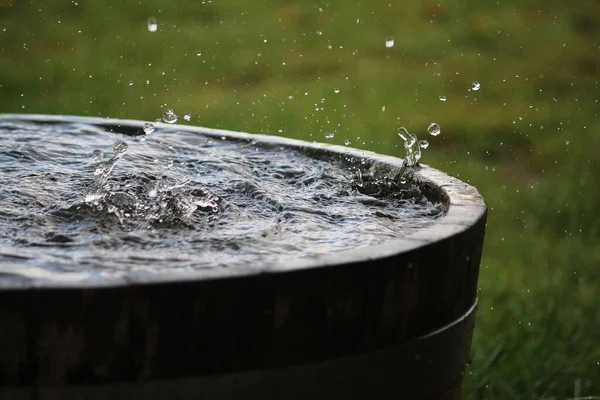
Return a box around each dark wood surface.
[0,114,487,399]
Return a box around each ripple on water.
[0,118,444,275]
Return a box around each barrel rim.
[0,113,487,290]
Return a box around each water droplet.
[183,111,192,121]
[385,37,395,48]
[471,81,481,91]
[411,133,422,164]
[196,50,202,56]
[334,88,340,94]
[344,139,351,146]
[114,140,128,155]
[427,123,441,136]
[91,150,103,163]
[325,132,335,139]
[439,95,447,102]
[419,140,429,149]
[143,123,155,135]
[147,17,157,33]
[128,81,134,86]
[162,109,178,124]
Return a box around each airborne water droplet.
[427,123,441,136]
[143,123,155,135]
[439,95,447,102]
[385,37,395,48]
[162,109,178,124]
[334,88,340,94]
[325,132,335,139]
[196,50,202,56]
[471,81,481,91]
[419,140,429,149]
[344,139,351,146]
[114,140,128,155]
[128,81,134,86]
[147,17,157,33]
[183,112,192,121]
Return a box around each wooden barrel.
[0,114,487,400]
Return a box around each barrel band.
[1,299,478,400]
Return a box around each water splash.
[397,127,423,167]
[93,140,128,184]
[85,140,128,203]
[0,117,443,272]
[84,137,220,226]
[397,127,415,147]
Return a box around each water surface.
[0,117,443,277]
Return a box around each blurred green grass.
[1,0,600,398]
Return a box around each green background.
[1,0,599,398]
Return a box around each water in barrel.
[0,116,443,278]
